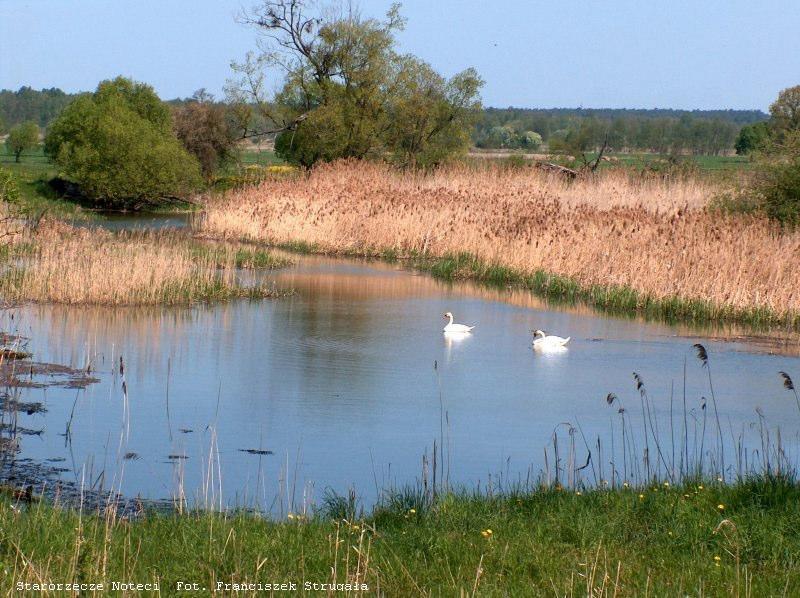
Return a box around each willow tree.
[45,77,201,209]
[228,1,483,167]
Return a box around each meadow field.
[2,475,798,596]
[201,160,800,328]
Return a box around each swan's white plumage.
[443,312,474,333]
[532,329,570,349]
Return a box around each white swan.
[532,329,570,350]
[443,312,474,334]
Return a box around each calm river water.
[3,225,800,512]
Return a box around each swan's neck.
[447,314,454,325]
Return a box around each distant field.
[604,152,752,172]
[236,148,284,167]
[468,149,753,174]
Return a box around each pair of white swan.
[442,313,570,350]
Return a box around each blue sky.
[1,0,798,109]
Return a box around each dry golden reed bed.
[202,161,800,321]
[0,222,281,305]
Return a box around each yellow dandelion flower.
[408,508,416,514]
[663,482,670,487]
[639,494,645,500]
[698,485,704,490]
[717,504,725,510]
[575,491,582,496]
[481,529,493,538]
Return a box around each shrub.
[0,168,20,204]
[756,132,800,225]
[735,122,771,155]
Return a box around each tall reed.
[0,222,283,305]
[201,160,800,325]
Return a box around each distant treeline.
[475,107,769,155]
[1,87,769,156]
[0,87,81,130]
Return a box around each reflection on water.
[2,252,800,511]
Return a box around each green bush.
[0,168,20,204]
[709,188,762,216]
[757,135,800,224]
[730,131,800,225]
[735,121,771,155]
[45,77,201,209]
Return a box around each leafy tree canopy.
[5,121,39,162]
[228,1,483,168]
[45,77,201,209]
[735,122,771,155]
[770,85,800,138]
[173,89,239,179]
[754,130,800,225]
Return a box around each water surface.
[3,244,800,511]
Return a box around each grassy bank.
[2,475,798,595]
[0,149,86,218]
[273,242,794,329]
[201,161,800,330]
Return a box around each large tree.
[173,90,239,179]
[770,85,800,137]
[5,121,39,162]
[45,77,201,209]
[228,1,483,167]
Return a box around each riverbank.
[2,475,798,595]
[200,161,800,330]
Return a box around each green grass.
[601,152,752,172]
[417,251,792,329]
[237,148,284,167]
[2,476,799,595]
[188,242,292,270]
[0,148,87,218]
